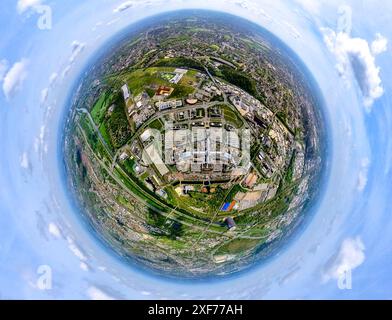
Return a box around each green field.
[107,67,197,99]
[220,104,244,128]
[148,118,164,131]
[152,57,206,72]
[215,238,260,255]
[91,92,113,124]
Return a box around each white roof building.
[143,143,169,177]
[121,84,130,101]
[140,129,152,142]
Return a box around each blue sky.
[0,0,391,299]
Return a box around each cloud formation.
[48,72,58,86]
[40,88,49,104]
[2,59,29,100]
[80,262,90,272]
[62,42,86,79]
[48,223,61,238]
[17,0,43,14]
[69,41,86,64]
[323,237,365,282]
[40,73,59,105]
[113,1,134,13]
[228,0,271,20]
[357,158,370,191]
[66,236,87,261]
[322,27,388,109]
[87,286,115,300]
[371,33,388,55]
[20,152,30,169]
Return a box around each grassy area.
[91,92,112,124]
[95,135,112,161]
[146,88,155,98]
[241,227,270,239]
[179,70,199,86]
[217,65,261,100]
[148,119,164,131]
[79,115,98,149]
[220,104,244,128]
[210,44,220,51]
[164,186,180,207]
[215,238,260,255]
[161,35,191,47]
[158,237,187,250]
[223,184,247,204]
[171,84,195,99]
[126,68,169,97]
[123,158,136,175]
[108,67,197,100]
[147,208,185,240]
[99,122,113,151]
[152,57,205,72]
[113,166,168,213]
[140,171,150,180]
[166,184,229,216]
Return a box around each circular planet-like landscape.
[63,10,326,279]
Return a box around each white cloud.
[17,0,42,14]
[229,0,270,19]
[34,124,47,156]
[39,125,45,146]
[283,21,301,39]
[113,1,134,13]
[20,152,30,169]
[322,28,387,109]
[107,18,121,26]
[41,88,49,104]
[40,73,58,105]
[87,286,115,300]
[323,237,365,282]
[371,33,388,55]
[61,65,71,79]
[80,262,90,271]
[0,59,9,81]
[232,0,251,9]
[62,42,86,79]
[49,72,58,86]
[48,223,61,238]
[2,59,29,100]
[70,41,86,64]
[357,158,370,191]
[92,21,103,32]
[67,236,87,261]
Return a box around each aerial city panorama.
[2,0,392,302]
[64,12,325,278]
